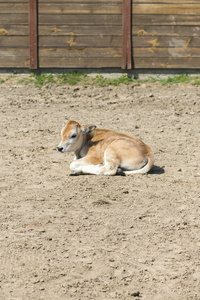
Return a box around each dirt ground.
[0,76,199,300]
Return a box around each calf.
[57,120,154,176]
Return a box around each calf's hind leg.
[96,147,120,175]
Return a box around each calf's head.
[57,120,96,153]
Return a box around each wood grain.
[0,25,28,36]
[39,47,122,58]
[132,15,200,26]
[3,24,199,38]
[2,36,200,50]
[132,36,200,48]
[39,57,121,68]
[39,0,121,2]
[0,0,28,2]
[1,55,200,69]
[38,36,122,48]
[38,4,122,15]
[133,48,200,58]
[0,36,29,47]
[133,25,200,37]
[0,3,122,14]
[0,15,28,25]
[133,0,200,3]
[0,57,29,68]
[0,48,28,57]
[38,15,122,25]
[0,3,28,14]
[133,57,200,69]
[38,25,122,36]
[132,4,200,15]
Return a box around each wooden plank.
[0,15,28,25]
[132,4,200,15]
[3,35,200,49]
[39,0,122,2]
[133,57,200,69]
[39,25,200,38]
[122,0,132,69]
[133,0,200,3]
[39,57,121,68]
[39,47,121,58]
[29,0,38,69]
[0,25,29,36]
[0,0,28,2]
[38,36,122,48]
[37,14,200,26]
[2,3,199,15]
[2,14,199,27]
[38,57,200,69]
[0,36,29,47]
[132,36,200,48]
[0,48,29,57]
[131,15,200,26]
[0,56,29,68]
[133,25,200,37]
[38,4,122,14]
[1,55,200,69]
[38,25,122,36]
[0,3,122,14]
[38,47,200,59]
[38,14,122,25]
[0,0,29,3]
[132,48,200,58]
[0,4,28,13]
[0,24,121,36]
[0,35,121,48]
[7,24,200,38]
[3,56,200,69]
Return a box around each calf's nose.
[57,146,63,152]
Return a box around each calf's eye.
[71,134,77,139]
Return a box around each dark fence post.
[29,0,38,69]
[122,0,132,69]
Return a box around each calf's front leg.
[70,156,103,175]
[69,155,119,176]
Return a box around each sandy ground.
[0,77,200,300]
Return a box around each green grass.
[150,74,191,85]
[1,72,200,87]
[56,72,88,85]
[93,74,138,87]
[190,76,200,86]
[31,73,56,87]
[24,72,88,87]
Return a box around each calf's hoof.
[70,170,82,176]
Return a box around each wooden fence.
[0,0,200,70]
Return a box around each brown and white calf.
[57,120,154,175]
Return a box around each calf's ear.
[62,121,67,128]
[81,125,96,134]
